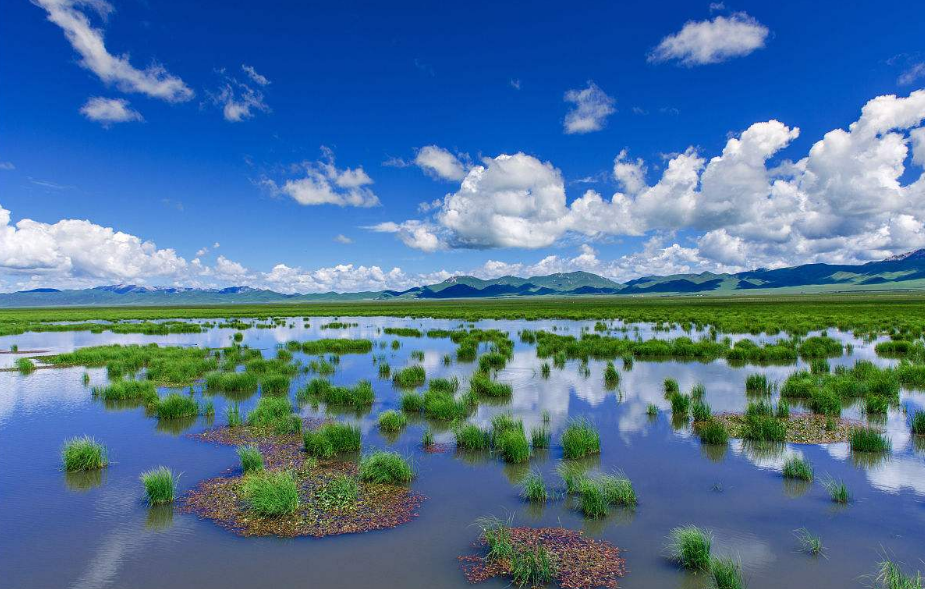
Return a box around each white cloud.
[563,81,615,134]
[0,162,14,171]
[414,145,469,181]
[264,148,380,207]
[510,78,521,90]
[241,64,269,86]
[210,68,270,122]
[369,221,443,252]
[649,12,769,66]
[898,63,925,86]
[376,90,925,271]
[79,96,143,125]
[34,0,193,102]
[334,234,353,244]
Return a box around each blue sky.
[1,0,925,293]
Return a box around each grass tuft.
[561,419,601,459]
[520,471,548,503]
[782,456,813,481]
[710,557,745,589]
[141,466,176,505]
[667,525,712,570]
[237,445,264,473]
[378,410,408,432]
[242,470,299,516]
[850,426,891,452]
[359,451,414,484]
[61,436,108,471]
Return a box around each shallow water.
[1,317,924,589]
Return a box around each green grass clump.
[578,478,609,518]
[691,401,712,422]
[300,339,372,355]
[697,420,729,445]
[428,376,460,394]
[850,427,891,452]
[16,358,35,373]
[242,470,299,516]
[260,374,291,394]
[576,472,636,517]
[152,393,199,419]
[61,436,108,471]
[477,516,514,563]
[92,379,158,403]
[794,528,824,556]
[912,411,925,435]
[359,451,414,484]
[455,423,491,450]
[664,378,680,395]
[247,396,301,433]
[400,392,424,413]
[598,472,637,508]
[392,365,426,388]
[743,413,787,442]
[530,427,551,449]
[205,371,259,392]
[422,428,435,448]
[315,474,359,510]
[710,557,745,589]
[557,462,588,495]
[604,361,620,386]
[520,471,548,502]
[299,378,375,408]
[141,466,176,505]
[226,403,244,427]
[646,403,659,416]
[782,456,813,481]
[540,363,551,378]
[469,373,513,398]
[421,388,471,421]
[670,393,691,416]
[303,422,361,458]
[667,525,712,571]
[510,545,557,588]
[745,373,772,395]
[237,446,264,473]
[561,419,601,459]
[496,428,531,463]
[821,476,850,503]
[876,559,923,589]
[377,362,391,377]
[378,410,408,432]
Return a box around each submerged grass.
[61,436,108,471]
[667,525,712,571]
[520,471,548,503]
[782,456,814,481]
[794,528,825,557]
[850,426,892,452]
[378,410,408,432]
[141,466,176,505]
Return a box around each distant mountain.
[3,250,925,307]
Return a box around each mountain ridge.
[2,249,925,307]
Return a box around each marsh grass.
[226,403,244,427]
[697,420,729,445]
[520,471,548,502]
[876,559,924,589]
[16,358,35,373]
[247,396,301,433]
[691,401,712,422]
[646,404,659,416]
[667,525,712,571]
[300,378,374,409]
[664,378,680,395]
[237,445,264,473]
[62,436,108,471]
[557,462,588,495]
[510,545,557,588]
[260,374,291,394]
[400,392,424,413]
[912,410,925,435]
[782,456,813,481]
[670,393,691,416]
[378,362,391,377]
[476,516,514,563]
[530,427,551,449]
[743,413,787,442]
[242,470,299,516]
[470,373,513,398]
[422,428,435,448]
[392,365,426,388]
[205,371,259,392]
[315,474,359,510]
[540,363,551,378]
[710,557,745,589]
[496,428,531,463]
[604,362,620,387]
[378,410,408,432]
[92,379,157,403]
[152,393,199,420]
[561,419,601,459]
[141,466,176,505]
[455,423,491,450]
[821,476,850,503]
[794,528,825,557]
[359,451,414,484]
[745,373,773,395]
[850,426,892,452]
[303,422,361,458]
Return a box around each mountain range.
[3,249,925,307]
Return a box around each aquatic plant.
[61,436,108,471]
[315,474,359,510]
[782,456,813,481]
[821,476,850,503]
[226,403,244,427]
[520,471,548,503]
[299,378,375,409]
[850,427,891,452]
[16,358,35,373]
[646,403,659,416]
[237,445,264,473]
[743,413,787,442]
[697,420,729,445]
[141,466,176,505]
[604,362,620,386]
[912,410,925,435]
[670,392,691,416]
[377,362,391,377]
[378,410,408,432]
[92,379,158,403]
[664,378,680,395]
[400,392,424,413]
[392,365,426,388]
[876,559,924,589]
[710,557,745,589]
[455,423,491,450]
[247,396,301,434]
[469,373,513,398]
[242,470,299,516]
[422,428,435,448]
[540,362,551,378]
[745,373,772,395]
[359,451,414,484]
[530,427,551,449]
[152,393,199,420]
[510,545,557,587]
[794,528,825,556]
[561,419,601,459]
[691,401,712,422]
[496,428,531,463]
[300,339,372,355]
[667,525,712,571]
[303,422,361,458]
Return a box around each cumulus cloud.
[414,146,470,181]
[369,220,443,252]
[210,67,270,122]
[33,0,193,102]
[264,148,380,207]
[563,81,616,134]
[79,96,143,125]
[375,90,925,271]
[649,12,769,66]
[334,234,353,244]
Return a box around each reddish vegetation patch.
[714,412,859,444]
[460,527,626,589]
[423,442,451,454]
[180,423,425,538]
